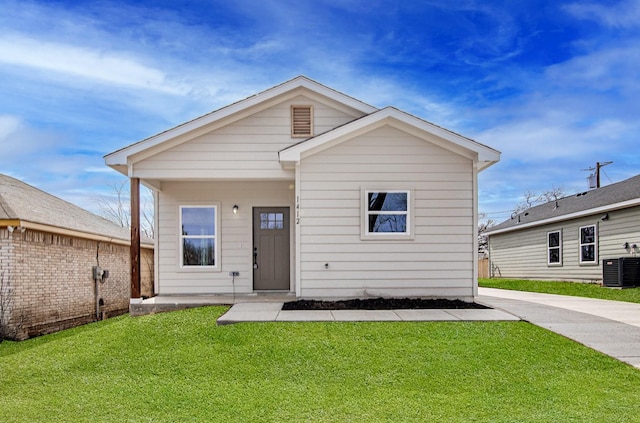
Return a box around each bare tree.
[513,186,570,214]
[98,180,130,228]
[478,213,495,254]
[141,189,155,239]
[513,190,539,214]
[97,179,155,239]
[537,185,567,203]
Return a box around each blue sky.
[1,0,639,223]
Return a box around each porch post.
[130,177,141,299]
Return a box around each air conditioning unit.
[602,257,640,287]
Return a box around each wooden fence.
[478,258,489,279]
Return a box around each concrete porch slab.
[216,302,284,325]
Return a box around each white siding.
[156,181,294,294]
[133,94,362,180]
[488,206,640,282]
[298,125,475,299]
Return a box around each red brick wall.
[0,228,153,340]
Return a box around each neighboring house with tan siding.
[105,76,500,301]
[0,174,153,340]
[486,174,640,283]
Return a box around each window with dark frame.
[547,230,562,265]
[180,206,217,267]
[579,224,597,264]
[365,191,409,234]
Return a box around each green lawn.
[2,307,640,422]
[480,278,640,304]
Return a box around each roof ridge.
[105,75,378,161]
[0,173,133,241]
[488,173,640,233]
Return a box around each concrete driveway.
[478,287,640,369]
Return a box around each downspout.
[294,162,302,297]
[472,161,479,298]
[153,188,159,296]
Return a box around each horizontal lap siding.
[134,94,361,180]
[489,206,640,282]
[298,125,474,299]
[157,181,294,294]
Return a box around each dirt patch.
[282,297,489,311]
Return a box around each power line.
[581,161,613,188]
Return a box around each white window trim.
[547,230,562,266]
[579,223,598,265]
[361,188,414,240]
[178,204,221,272]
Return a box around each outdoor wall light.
[232,205,239,214]
[601,213,609,221]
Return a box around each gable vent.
[291,105,313,137]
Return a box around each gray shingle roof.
[488,173,640,234]
[0,174,131,242]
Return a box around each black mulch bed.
[282,297,490,311]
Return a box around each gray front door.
[253,207,290,290]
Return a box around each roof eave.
[0,219,152,248]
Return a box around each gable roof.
[486,173,640,236]
[105,75,378,173]
[279,106,500,170]
[0,174,143,245]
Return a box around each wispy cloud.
[564,0,640,29]
[0,35,189,95]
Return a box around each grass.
[2,307,640,422]
[480,278,640,304]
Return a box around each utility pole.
[582,161,613,189]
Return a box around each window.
[260,212,284,230]
[180,206,217,268]
[547,230,562,266]
[291,105,313,137]
[579,224,597,264]
[364,191,410,235]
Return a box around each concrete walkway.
[217,302,519,324]
[478,287,640,369]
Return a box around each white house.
[105,76,500,301]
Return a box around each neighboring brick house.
[0,174,153,340]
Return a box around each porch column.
[130,177,141,299]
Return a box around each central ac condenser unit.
[602,257,640,287]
